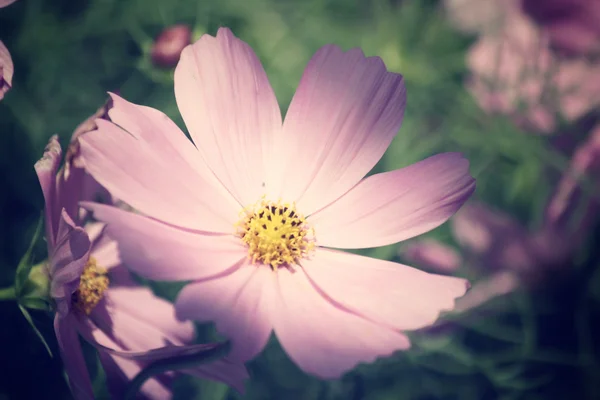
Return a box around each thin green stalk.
[0,286,16,301]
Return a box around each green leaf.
[18,304,53,357]
[19,296,52,311]
[14,215,44,295]
[124,341,232,400]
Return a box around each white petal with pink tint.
[106,93,239,211]
[80,119,238,233]
[310,153,475,249]
[270,45,406,215]
[83,203,247,281]
[272,266,410,379]
[302,249,468,332]
[175,264,276,362]
[174,27,282,206]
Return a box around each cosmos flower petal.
[79,119,236,233]
[302,249,469,331]
[90,231,120,270]
[0,40,13,100]
[50,210,91,306]
[83,203,247,281]
[106,93,239,212]
[0,0,18,7]
[175,264,276,362]
[271,266,411,379]
[54,314,94,400]
[98,352,172,400]
[270,45,406,215]
[174,27,282,206]
[310,153,475,249]
[94,286,195,350]
[34,135,62,247]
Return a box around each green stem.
[0,286,16,300]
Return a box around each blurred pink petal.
[451,202,537,272]
[454,271,519,312]
[83,202,247,281]
[175,265,276,362]
[302,249,469,331]
[443,0,518,34]
[79,119,238,233]
[311,153,475,249]
[399,239,463,273]
[54,314,95,400]
[34,135,62,247]
[272,266,411,379]
[174,27,282,206]
[545,124,600,235]
[0,0,17,7]
[0,40,13,100]
[274,45,406,215]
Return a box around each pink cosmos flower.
[79,28,476,378]
[35,135,247,399]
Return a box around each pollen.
[72,257,109,315]
[237,199,315,270]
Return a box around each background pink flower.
[80,27,476,379]
[35,134,247,399]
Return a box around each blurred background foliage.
[1,0,599,398]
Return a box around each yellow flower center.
[238,199,315,270]
[72,257,109,315]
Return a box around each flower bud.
[151,24,192,68]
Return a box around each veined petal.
[79,119,237,233]
[50,210,91,310]
[269,45,406,215]
[310,153,475,249]
[174,27,282,206]
[175,264,276,362]
[272,266,411,379]
[106,93,239,211]
[301,249,469,332]
[83,203,247,281]
[54,314,94,400]
[96,286,195,349]
[34,135,62,247]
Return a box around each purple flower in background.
[465,0,600,133]
[151,25,192,68]
[79,27,475,378]
[35,132,247,399]
[522,0,600,57]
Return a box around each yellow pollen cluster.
[238,200,315,270]
[72,257,109,315]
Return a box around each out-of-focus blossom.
[0,41,13,100]
[467,3,600,133]
[80,27,475,378]
[35,132,247,399]
[151,25,192,69]
[522,0,600,57]
[443,0,517,34]
[546,124,600,236]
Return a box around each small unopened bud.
[151,24,192,69]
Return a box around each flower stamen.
[237,199,315,270]
[72,257,109,315]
